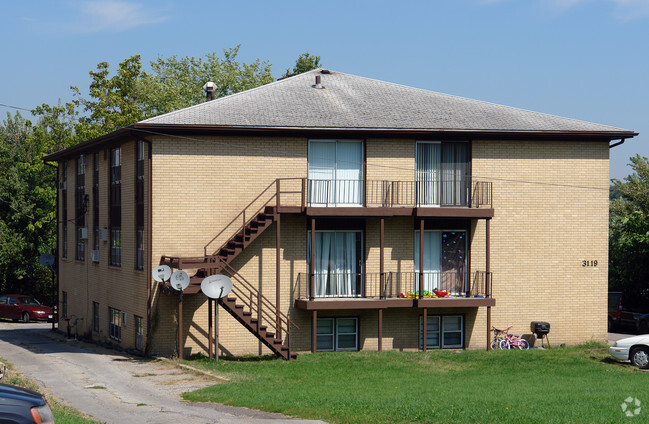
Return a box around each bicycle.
[500,332,530,350]
[490,326,511,350]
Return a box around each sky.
[1,0,647,180]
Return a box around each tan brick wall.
[471,140,610,346]
[58,136,610,356]
[58,141,149,351]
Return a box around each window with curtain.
[416,142,468,206]
[415,230,466,295]
[307,230,362,297]
[308,140,363,206]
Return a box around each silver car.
[610,334,649,369]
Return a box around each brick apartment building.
[44,69,637,359]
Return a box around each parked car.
[0,295,54,323]
[608,291,649,332]
[0,383,54,423]
[610,334,649,369]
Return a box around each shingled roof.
[140,68,631,134]
[44,68,637,161]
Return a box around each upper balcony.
[276,177,493,219]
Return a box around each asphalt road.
[0,321,325,424]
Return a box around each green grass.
[182,345,649,423]
[1,358,100,424]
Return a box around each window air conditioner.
[80,227,88,240]
[91,249,99,262]
[100,228,108,241]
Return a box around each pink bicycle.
[500,331,530,350]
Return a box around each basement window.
[316,317,358,351]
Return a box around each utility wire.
[133,128,611,192]
[0,103,32,112]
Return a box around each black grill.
[531,321,550,338]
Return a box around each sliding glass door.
[415,230,467,295]
[416,142,468,207]
[308,140,363,206]
[308,231,362,297]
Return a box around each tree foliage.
[609,154,649,297]
[0,47,320,301]
[282,52,322,78]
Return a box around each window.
[419,315,463,349]
[109,148,121,266]
[61,162,68,258]
[135,141,145,270]
[92,153,99,262]
[415,142,468,206]
[316,317,358,351]
[135,316,144,351]
[62,291,68,318]
[109,307,121,341]
[92,302,100,332]
[75,155,86,261]
[308,140,363,206]
[414,230,466,295]
[307,230,362,297]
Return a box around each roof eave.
[42,123,638,162]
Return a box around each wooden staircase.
[159,180,298,360]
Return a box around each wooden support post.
[486,218,491,351]
[312,310,318,353]
[378,309,383,351]
[276,182,281,338]
[178,293,183,360]
[310,217,315,301]
[208,298,213,359]
[419,218,424,299]
[380,218,385,299]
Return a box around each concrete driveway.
[0,321,324,424]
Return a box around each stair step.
[243,311,252,316]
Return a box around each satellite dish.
[201,275,233,299]
[39,253,55,267]
[170,270,190,291]
[152,265,172,283]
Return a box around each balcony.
[305,178,492,208]
[294,271,494,310]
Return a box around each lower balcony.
[294,271,495,310]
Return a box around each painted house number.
[582,260,598,267]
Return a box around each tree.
[282,52,322,78]
[609,154,649,298]
[0,47,322,301]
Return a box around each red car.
[0,294,54,323]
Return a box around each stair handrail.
[204,179,279,256]
[218,258,298,335]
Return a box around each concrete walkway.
[0,321,324,424]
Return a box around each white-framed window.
[109,307,122,341]
[316,317,359,351]
[419,314,464,349]
[308,139,363,206]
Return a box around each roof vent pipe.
[202,81,216,101]
[314,75,324,89]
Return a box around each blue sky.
[1,0,647,180]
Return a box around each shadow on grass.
[187,353,279,362]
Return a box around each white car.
[610,334,649,369]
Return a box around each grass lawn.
[182,344,648,423]
[1,357,100,424]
